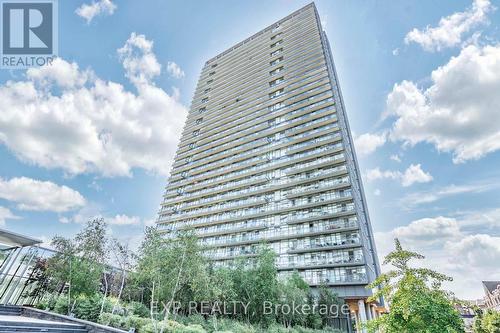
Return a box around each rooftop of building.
[482,281,500,295]
[0,228,41,250]
[205,2,317,66]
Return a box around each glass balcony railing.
[162,164,348,211]
[196,219,358,247]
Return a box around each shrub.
[99,312,125,329]
[35,300,49,310]
[53,295,69,315]
[175,324,207,333]
[207,318,256,333]
[142,320,182,333]
[128,301,150,318]
[124,315,150,331]
[179,314,206,327]
[264,324,290,333]
[73,294,102,321]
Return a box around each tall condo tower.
[157,2,383,323]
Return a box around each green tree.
[246,246,279,327]
[132,228,209,320]
[45,218,109,314]
[277,272,310,328]
[367,239,464,333]
[476,310,500,333]
[473,307,486,333]
[317,283,344,328]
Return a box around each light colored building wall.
[157,3,381,306]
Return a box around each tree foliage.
[131,229,348,330]
[474,308,500,333]
[366,239,464,333]
[46,219,108,301]
[40,218,131,316]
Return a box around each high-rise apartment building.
[157,2,383,324]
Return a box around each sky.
[0,0,499,300]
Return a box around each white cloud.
[0,177,85,212]
[354,132,387,156]
[392,48,400,56]
[166,61,185,79]
[390,154,401,162]
[0,33,187,177]
[366,164,432,187]
[60,203,148,227]
[107,214,141,225]
[27,60,92,88]
[400,164,433,187]
[375,213,500,299]
[393,216,461,244]
[366,168,399,182]
[118,33,162,86]
[374,189,381,196]
[59,203,101,224]
[445,234,500,270]
[0,207,20,226]
[386,44,500,163]
[459,207,500,229]
[404,0,494,52]
[76,0,116,23]
[401,181,496,207]
[37,235,54,249]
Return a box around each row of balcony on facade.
[159,200,356,231]
[169,99,337,187]
[164,144,344,205]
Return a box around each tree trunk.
[100,273,109,316]
[164,246,187,322]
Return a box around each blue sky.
[0,0,499,300]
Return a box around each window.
[189,142,196,149]
[199,107,206,114]
[201,97,209,103]
[269,88,284,99]
[207,79,213,84]
[211,63,218,68]
[196,118,203,124]
[268,102,285,111]
[269,66,284,76]
[271,33,282,40]
[270,57,283,66]
[269,77,284,87]
[204,88,211,93]
[270,48,283,57]
[270,40,283,48]
[209,71,215,76]
[272,24,281,32]
[192,129,200,137]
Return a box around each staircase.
[0,305,88,333]
[0,305,21,316]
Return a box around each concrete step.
[0,326,87,333]
[0,318,88,333]
[0,305,22,315]
[0,310,21,315]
